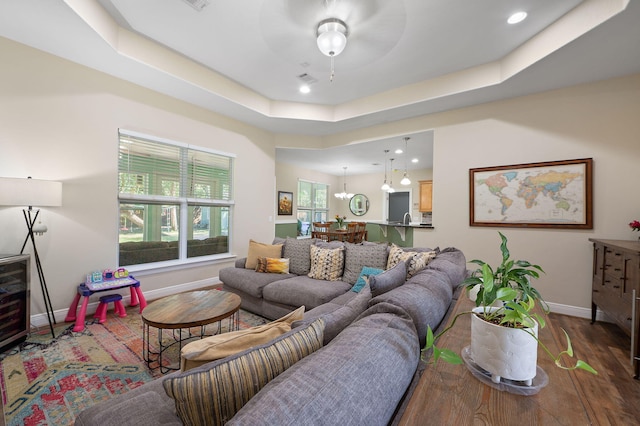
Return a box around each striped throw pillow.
[163,318,325,426]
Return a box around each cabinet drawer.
[603,248,624,278]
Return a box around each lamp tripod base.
[20,208,56,338]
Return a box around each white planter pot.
[470,306,539,386]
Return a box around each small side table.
[142,290,241,373]
[65,277,146,332]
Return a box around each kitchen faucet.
[403,212,411,225]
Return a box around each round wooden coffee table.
[142,289,241,373]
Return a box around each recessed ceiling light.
[395,149,403,154]
[299,85,311,94]
[508,11,527,24]
[411,158,419,163]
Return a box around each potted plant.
[423,232,596,386]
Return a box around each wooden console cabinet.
[589,238,640,378]
[0,254,30,352]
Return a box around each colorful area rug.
[0,307,267,426]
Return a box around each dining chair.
[312,222,332,241]
[347,222,359,243]
[355,222,367,243]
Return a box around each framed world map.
[470,158,593,229]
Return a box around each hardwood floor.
[399,296,640,425]
[551,312,640,425]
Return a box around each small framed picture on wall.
[278,191,293,215]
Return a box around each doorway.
[388,191,410,222]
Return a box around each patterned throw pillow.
[352,266,384,292]
[386,244,437,277]
[407,250,437,278]
[255,257,268,273]
[386,244,415,270]
[163,319,325,426]
[266,257,290,274]
[307,245,345,281]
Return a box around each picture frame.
[469,158,593,229]
[277,191,293,215]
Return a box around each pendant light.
[380,150,390,191]
[387,158,396,193]
[334,166,354,200]
[400,137,411,186]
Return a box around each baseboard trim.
[30,276,222,329]
[547,301,613,323]
[32,283,614,329]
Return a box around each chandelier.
[334,166,354,200]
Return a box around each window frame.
[118,129,235,270]
[296,179,329,237]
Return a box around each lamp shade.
[0,177,62,207]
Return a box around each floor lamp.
[0,177,63,338]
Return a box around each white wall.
[430,76,640,314]
[3,35,640,324]
[0,38,277,323]
[275,74,640,318]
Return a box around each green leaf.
[575,360,598,375]
[425,326,434,349]
[436,348,463,364]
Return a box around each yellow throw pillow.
[245,239,283,269]
[266,257,290,274]
[164,318,325,426]
[180,306,305,371]
[307,245,345,281]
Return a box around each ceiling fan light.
[316,18,348,57]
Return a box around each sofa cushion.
[245,240,283,269]
[369,268,454,347]
[341,242,388,285]
[227,310,418,426]
[75,391,181,426]
[307,245,345,281]
[262,275,352,310]
[180,306,305,371]
[163,319,325,426]
[352,266,384,292]
[369,260,407,297]
[219,267,294,299]
[292,283,372,344]
[283,237,316,275]
[424,247,468,289]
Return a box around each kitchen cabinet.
[419,180,432,212]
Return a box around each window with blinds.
[296,180,329,237]
[117,130,234,267]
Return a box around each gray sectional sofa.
[75,237,467,426]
